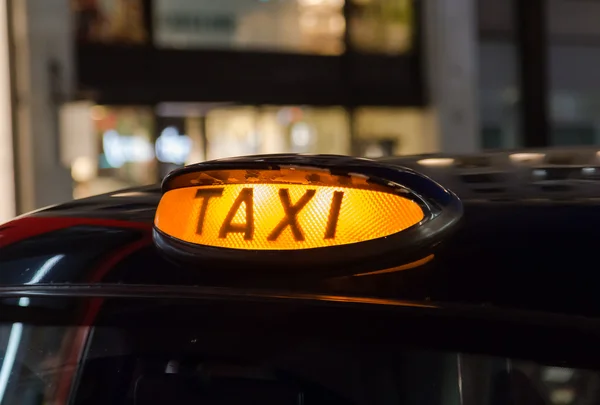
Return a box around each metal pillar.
[10,0,74,213]
[515,0,549,147]
[424,0,480,153]
[0,0,15,222]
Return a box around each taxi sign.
[153,154,462,274]
[155,175,424,250]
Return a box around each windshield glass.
[1,322,597,405]
[0,295,597,405]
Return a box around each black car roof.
[2,149,600,318]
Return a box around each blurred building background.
[0,0,596,220]
[479,0,600,149]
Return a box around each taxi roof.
[1,148,600,318]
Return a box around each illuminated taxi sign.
[155,180,424,250]
[154,155,462,273]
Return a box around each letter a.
[219,188,254,240]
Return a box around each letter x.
[267,189,316,241]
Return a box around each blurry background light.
[90,105,107,121]
[71,156,97,183]
[155,126,192,165]
[102,130,155,168]
[550,389,575,405]
[417,157,455,167]
[291,122,313,147]
[542,367,575,384]
[364,144,385,158]
[298,0,345,8]
[509,152,545,164]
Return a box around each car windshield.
[0,294,597,405]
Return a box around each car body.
[0,150,599,405]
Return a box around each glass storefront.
[479,0,600,148]
[547,2,600,147]
[64,103,432,199]
[71,106,158,199]
[205,106,351,159]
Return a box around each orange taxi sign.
[153,155,462,273]
[154,182,424,250]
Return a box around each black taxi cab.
[0,150,599,405]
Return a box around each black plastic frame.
[153,154,462,277]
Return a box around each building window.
[552,125,595,146]
[481,126,503,150]
[72,0,148,44]
[354,107,435,157]
[69,105,158,199]
[348,0,414,54]
[205,105,351,160]
[153,0,345,55]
